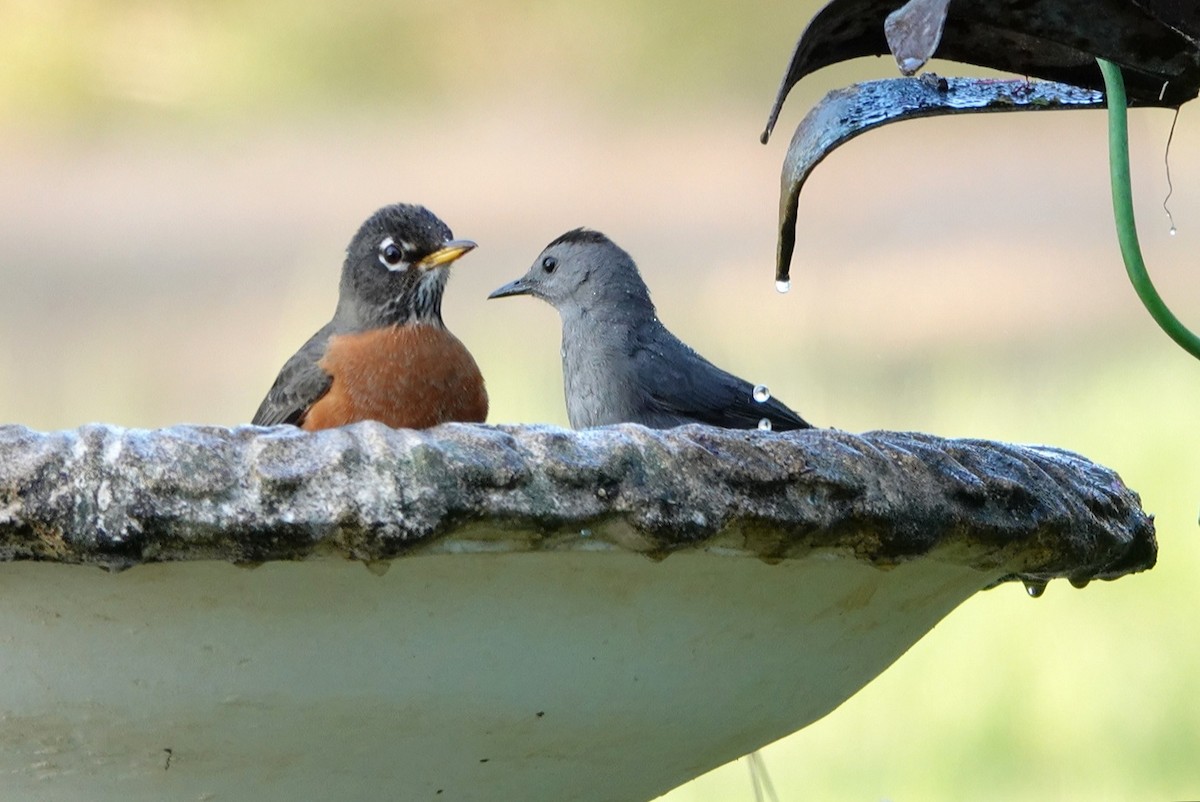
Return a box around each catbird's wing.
[251,324,335,427]
[631,325,812,431]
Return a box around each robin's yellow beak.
[416,240,477,270]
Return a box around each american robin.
[252,203,487,430]
[488,228,812,431]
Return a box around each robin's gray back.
[252,323,335,426]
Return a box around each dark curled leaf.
[761,0,1200,144]
[775,76,1105,282]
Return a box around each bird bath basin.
[0,423,1154,801]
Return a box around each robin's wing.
[251,325,335,427]
[632,327,813,431]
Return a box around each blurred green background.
[1,1,1198,799]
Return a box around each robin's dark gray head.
[487,228,654,317]
[334,203,475,330]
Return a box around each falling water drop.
[1169,226,1178,236]
[757,418,773,431]
[1024,580,1047,598]
[752,384,771,403]
[774,279,791,294]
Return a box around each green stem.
[1097,58,1200,360]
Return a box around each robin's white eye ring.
[379,238,403,267]
[542,256,558,273]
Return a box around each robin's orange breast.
[303,323,488,431]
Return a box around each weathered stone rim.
[0,422,1156,586]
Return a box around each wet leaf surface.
[762,0,1200,143]
[774,75,1105,282]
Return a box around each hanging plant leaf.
[762,0,1200,144]
[775,76,1105,282]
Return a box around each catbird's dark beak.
[487,276,532,299]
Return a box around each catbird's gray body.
[489,229,811,431]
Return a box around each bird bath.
[0,422,1154,801]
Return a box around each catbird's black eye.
[381,243,403,265]
[542,256,558,274]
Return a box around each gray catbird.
[488,228,812,431]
